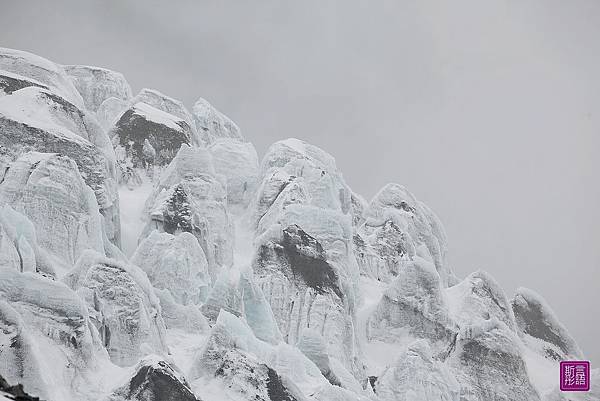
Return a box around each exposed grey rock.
[133,88,198,142]
[512,287,583,361]
[110,102,193,168]
[0,70,48,96]
[107,357,200,401]
[0,47,85,109]
[448,320,541,401]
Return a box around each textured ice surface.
[208,138,259,207]
[192,97,243,144]
[132,230,210,305]
[0,47,593,401]
[0,152,104,273]
[0,47,85,109]
[357,183,449,285]
[0,86,120,247]
[367,258,456,352]
[142,144,233,280]
[65,65,132,112]
[64,251,169,366]
[376,340,459,401]
[0,269,112,401]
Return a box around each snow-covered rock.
[0,373,40,401]
[208,138,259,207]
[133,88,198,142]
[190,310,328,401]
[192,97,243,144]
[142,144,233,280]
[0,152,105,273]
[64,65,132,112]
[0,47,85,109]
[0,86,120,247]
[0,70,48,96]
[107,357,199,401]
[367,258,456,353]
[250,139,365,382]
[448,319,541,401]
[63,251,169,366]
[357,183,449,285]
[512,287,583,361]
[254,223,364,380]
[110,102,194,168]
[132,230,210,306]
[446,270,516,331]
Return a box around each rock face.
[108,357,199,401]
[0,152,105,273]
[110,102,193,168]
[0,85,120,247]
[64,65,132,112]
[512,287,583,361]
[63,251,169,367]
[192,97,243,144]
[142,144,233,280]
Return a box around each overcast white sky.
[1,0,598,364]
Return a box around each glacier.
[0,46,596,401]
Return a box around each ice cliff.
[0,47,595,401]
